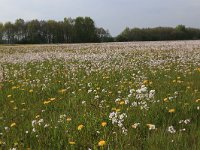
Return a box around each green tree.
[4,22,15,44]
[0,23,3,43]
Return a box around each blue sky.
[0,0,200,36]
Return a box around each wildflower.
[13,106,18,110]
[10,123,16,127]
[50,98,56,101]
[29,89,33,93]
[168,109,175,113]
[131,123,140,129]
[168,126,176,133]
[44,124,49,128]
[119,100,125,105]
[58,89,67,93]
[7,95,12,98]
[196,99,200,103]
[35,115,40,119]
[43,100,51,104]
[163,98,168,102]
[77,124,84,130]
[82,101,86,104]
[116,108,121,112]
[143,80,148,84]
[98,140,106,146]
[69,141,76,145]
[66,117,72,122]
[101,122,107,127]
[146,124,156,130]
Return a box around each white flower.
[168,126,176,133]
[129,89,135,94]
[88,89,92,93]
[32,128,36,132]
[149,90,155,99]
[82,101,86,104]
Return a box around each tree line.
[0,17,113,44]
[1,17,200,44]
[116,25,200,42]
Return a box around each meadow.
[0,41,200,150]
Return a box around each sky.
[0,0,200,36]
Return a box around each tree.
[0,23,3,43]
[74,17,98,43]
[4,22,15,44]
[15,19,26,43]
[27,19,41,43]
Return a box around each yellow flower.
[7,95,12,98]
[43,100,51,104]
[98,140,106,146]
[116,109,121,112]
[58,89,67,93]
[196,99,200,103]
[146,124,156,130]
[119,100,125,105]
[12,86,18,89]
[50,98,56,101]
[69,141,76,145]
[143,80,148,84]
[163,98,168,102]
[67,117,72,122]
[101,122,107,127]
[168,109,175,113]
[29,89,33,93]
[77,124,84,130]
[10,122,16,127]
[131,123,140,129]
[35,115,40,119]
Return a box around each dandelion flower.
[119,101,125,105]
[67,117,72,122]
[131,123,140,129]
[163,98,168,102]
[77,124,84,130]
[143,80,148,84]
[98,140,106,146]
[50,98,56,101]
[168,109,175,113]
[146,124,156,130]
[10,123,16,127]
[29,89,33,93]
[69,141,76,145]
[101,122,107,127]
[196,99,200,103]
[7,95,12,98]
[43,100,51,104]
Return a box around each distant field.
[0,41,200,150]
